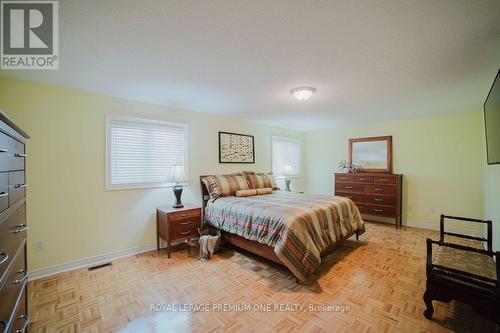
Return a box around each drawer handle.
[374,188,383,191]
[15,184,27,188]
[345,186,353,189]
[180,231,191,235]
[13,224,28,233]
[15,315,29,333]
[359,178,368,181]
[0,148,7,153]
[374,209,384,212]
[180,213,190,217]
[374,198,383,202]
[379,179,388,182]
[14,153,26,158]
[180,221,191,225]
[0,192,7,197]
[13,269,28,284]
[0,252,8,265]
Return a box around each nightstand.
[156,204,202,258]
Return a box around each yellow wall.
[0,77,305,271]
[305,111,486,233]
[0,75,493,272]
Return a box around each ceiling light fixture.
[290,87,316,101]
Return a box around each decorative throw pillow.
[243,171,279,190]
[256,187,273,195]
[202,174,250,201]
[266,174,279,190]
[235,189,258,197]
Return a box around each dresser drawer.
[8,172,25,207]
[335,174,353,182]
[172,222,199,240]
[0,132,25,172]
[364,194,396,206]
[0,173,9,214]
[336,183,362,193]
[373,175,397,184]
[7,283,28,333]
[336,192,363,204]
[170,209,201,222]
[0,204,26,282]
[0,245,27,328]
[364,184,396,195]
[7,137,25,172]
[364,204,395,216]
[353,175,373,183]
[0,134,10,172]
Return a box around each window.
[272,136,301,177]
[106,116,188,190]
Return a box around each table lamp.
[169,164,187,208]
[283,164,293,191]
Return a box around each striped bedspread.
[204,191,365,282]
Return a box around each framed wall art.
[219,131,255,163]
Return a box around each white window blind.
[106,116,188,189]
[272,136,301,177]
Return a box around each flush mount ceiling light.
[290,87,316,101]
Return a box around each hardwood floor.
[28,222,496,333]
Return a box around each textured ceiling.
[1,0,500,130]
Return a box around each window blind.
[107,117,187,188]
[272,136,301,177]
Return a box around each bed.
[200,176,365,282]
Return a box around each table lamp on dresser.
[168,164,187,208]
[283,164,293,191]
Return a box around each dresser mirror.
[349,136,392,173]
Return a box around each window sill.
[105,182,189,191]
[274,175,301,179]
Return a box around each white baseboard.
[28,243,156,281]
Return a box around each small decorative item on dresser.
[337,160,363,173]
[168,164,187,208]
[156,204,202,258]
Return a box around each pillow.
[235,189,258,197]
[202,174,250,201]
[243,171,279,190]
[256,187,273,195]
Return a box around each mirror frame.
[348,135,393,173]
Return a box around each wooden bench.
[423,214,499,327]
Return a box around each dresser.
[156,205,202,258]
[0,112,29,333]
[335,173,402,228]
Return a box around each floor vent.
[88,262,112,271]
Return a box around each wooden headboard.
[199,175,212,212]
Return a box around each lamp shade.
[282,164,293,177]
[168,164,187,183]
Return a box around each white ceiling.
[1,0,500,131]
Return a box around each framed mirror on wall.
[348,136,393,173]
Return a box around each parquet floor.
[28,222,496,333]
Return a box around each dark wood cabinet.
[335,172,402,228]
[156,205,202,258]
[0,111,29,333]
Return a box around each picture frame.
[219,131,255,163]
